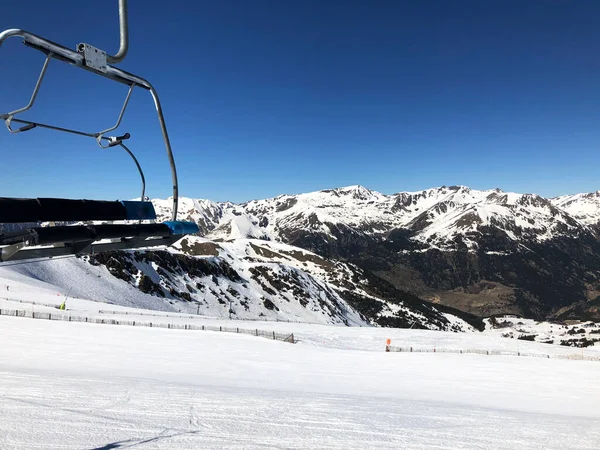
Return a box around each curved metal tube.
[119,143,145,201]
[149,86,178,220]
[96,83,133,136]
[106,0,129,64]
[0,28,179,222]
[7,53,51,117]
[0,29,84,64]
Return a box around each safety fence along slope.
[0,308,295,344]
[385,344,600,362]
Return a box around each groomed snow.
[1,309,600,449]
[1,265,599,448]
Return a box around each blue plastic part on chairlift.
[163,221,200,235]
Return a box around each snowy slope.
[551,191,600,226]
[0,235,478,331]
[484,316,600,348]
[1,314,599,449]
[153,197,228,234]
[0,245,361,325]
[142,186,600,321]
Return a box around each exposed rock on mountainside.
[151,185,600,320]
[83,236,480,331]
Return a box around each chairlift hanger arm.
[107,0,129,64]
[0,29,146,88]
[0,28,179,220]
[0,55,133,141]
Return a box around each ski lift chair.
[0,0,199,262]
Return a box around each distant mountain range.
[7,184,599,329]
[150,185,600,322]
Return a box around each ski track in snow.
[1,315,600,449]
[0,268,599,448]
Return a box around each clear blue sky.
[1,0,600,203]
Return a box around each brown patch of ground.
[584,283,600,301]
[249,243,286,260]
[250,242,334,270]
[278,249,334,270]
[426,281,520,317]
[178,238,220,256]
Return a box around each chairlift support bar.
[1,237,181,263]
[5,52,52,118]
[107,0,129,64]
[0,26,179,220]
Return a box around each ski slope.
[1,309,599,449]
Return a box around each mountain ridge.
[150,185,600,321]
[153,184,600,247]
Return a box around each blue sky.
[1,0,600,203]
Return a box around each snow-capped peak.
[551,191,600,225]
[153,185,600,252]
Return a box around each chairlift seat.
[0,220,199,262]
[0,197,156,223]
[0,223,183,247]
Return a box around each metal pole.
[5,53,51,118]
[149,86,179,221]
[95,83,135,139]
[106,0,129,64]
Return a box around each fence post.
[202,325,205,331]
[48,313,51,320]
[237,327,239,333]
[133,321,135,326]
[220,326,222,332]
[273,331,275,340]
[256,329,258,336]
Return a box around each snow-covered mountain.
[154,185,594,251]
[151,185,600,321]
[8,185,597,325]
[0,235,479,331]
[551,191,600,226]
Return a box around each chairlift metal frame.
[0,0,199,262]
